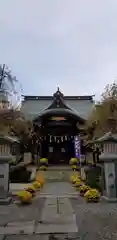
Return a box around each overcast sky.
[0,0,117,100]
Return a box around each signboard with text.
[74,136,81,159]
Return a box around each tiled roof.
[23,95,94,101]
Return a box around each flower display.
[72,165,77,171]
[71,176,78,184]
[71,175,77,182]
[79,185,90,196]
[39,165,48,171]
[16,173,45,205]
[74,179,82,189]
[84,188,100,202]
[25,186,36,197]
[17,190,32,204]
[36,176,44,187]
[40,158,48,165]
[69,158,78,165]
[32,181,41,190]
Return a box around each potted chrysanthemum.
[69,158,78,165]
[36,175,44,187]
[39,165,48,171]
[74,179,82,190]
[39,158,48,170]
[25,186,36,197]
[71,175,79,184]
[79,185,90,196]
[32,181,41,190]
[17,190,33,205]
[84,188,100,203]
[40,158,48,166]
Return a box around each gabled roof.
[23,87,94,102]
[33,108,85,124]
[33,88,86,124]
[45,87,70,110]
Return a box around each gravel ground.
[71,197,117,240]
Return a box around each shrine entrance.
[34,112,85,165]
[42,136,75,165]
[33,88,86,164]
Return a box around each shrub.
[84,188,100,202]
[17,190,32,204]
[79,185,90,196]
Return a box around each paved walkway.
[37,197,78,234]
[1,182,117,239]
[40,182,78,197]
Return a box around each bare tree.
[0,64,23,109]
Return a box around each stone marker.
[0,155,12,204]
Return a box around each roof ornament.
[53,87,64,99]
[57,86,60,95]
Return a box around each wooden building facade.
[21,88,94,164]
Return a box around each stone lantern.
[96,129,117,201]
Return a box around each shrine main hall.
[21,88,94,164]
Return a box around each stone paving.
[40,182,77,196]
[1,182,117,239]
[71,198,117,240]
[37,197,78,233]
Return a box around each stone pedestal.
[100,153,117,201]
[0,155,12,204]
